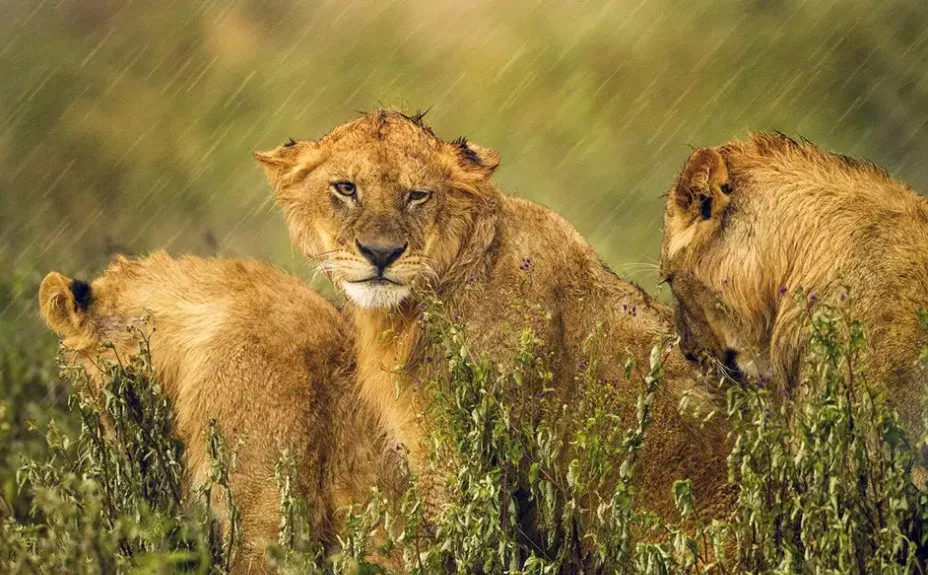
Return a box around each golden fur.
[660,133,928,438]
[256,110,733,529]
[39,252,399,573]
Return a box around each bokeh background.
[2,0,928,342]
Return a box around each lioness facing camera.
[660,133,928,438]
[256,110,733,532]
[39,252,400,573]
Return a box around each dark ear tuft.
[283,137,297,148]
[452,136,480,164]
[70,279,92,311]
[699,195,713,220]
[671,147,731,220]
[450,136,500,177]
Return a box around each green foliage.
[724,293,928,573]
[0,339,236,574]
[0,270,75,524]
[2,295,928,573]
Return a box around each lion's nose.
[355,239,407,275]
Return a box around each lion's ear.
[451,137,499,178]
[39,272,92,335]
[670,148,732,221]
[254,139,321,190]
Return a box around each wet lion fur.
[39,252,400,573]
[661,132,928,440]
[256,110,734,536]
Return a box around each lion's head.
[659,142,781,380]
[659,133,916,381]
[39,255,153,380]
[255,110,501,309]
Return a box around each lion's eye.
[407,189,431,206]
[331,181,357,198]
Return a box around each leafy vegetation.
[2,289,927,573]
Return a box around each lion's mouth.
[350,276,401,287]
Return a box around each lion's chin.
[342,281,411,310]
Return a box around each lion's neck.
[350,305,427,471]
[349,205,499,472]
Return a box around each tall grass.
[1,293,927,573]
[0,335,235,573]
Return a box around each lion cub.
[660,133,928,440]
[255,110,733,532]
[39,252,397,573]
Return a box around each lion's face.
[659,146,773,380]
[256,111,500,309]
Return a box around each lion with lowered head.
[39,252,401,573]
[660,133,928,441]
[255,109,733,537]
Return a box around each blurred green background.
[2,0,928,341]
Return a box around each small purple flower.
[467,274,479,284]
[579,360,588,370]
[808,292,818,303]
[519,257,533,271]
[778,285,788,296]
[425,355,434,363]
[453,314,461,323]
[394,442,405,452]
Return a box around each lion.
[659,133,928,441]
[39,252,401,573]
[254,110,734,543]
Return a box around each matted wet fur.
[660,133,928,441]
[256,110,734,539]
[39,252,401,573]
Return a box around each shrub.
[0,337,236,573]
[723,292,928,573]
[2,293,927,573]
